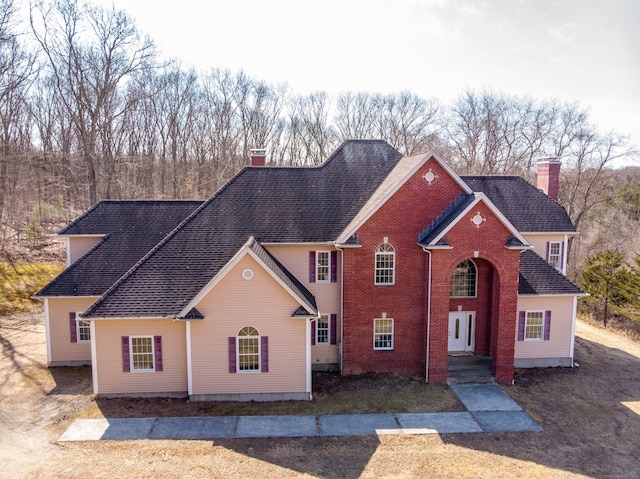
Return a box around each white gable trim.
[179,240,318,319]
[337,150,473,244]
[425,193,530,248]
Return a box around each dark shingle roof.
[418,193,474,246]
[35,201,202,297]
[462,176,576,233]
[83,140,402,318]
[519,250,584,295]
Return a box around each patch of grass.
[0,262,64,315]
[89,372,464,419]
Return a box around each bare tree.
[30,0,155,203]
[0,0,36,232]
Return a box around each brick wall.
[342,155,521,384]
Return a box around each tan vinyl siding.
[523,234,566,263]
[46,297,97,364]
[190,254,308,396]
[267,244,340,365]
[515,296,574,360]
[94,320,187,394]
[67,236,103,264]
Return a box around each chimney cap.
[535,156,561,164]
[250,148,267,156]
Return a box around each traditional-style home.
[36,140,584,400]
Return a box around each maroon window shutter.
[311,321,316,345]
[517,311,526,341]
[261,336,269,373]
[544,311,551,341]
[69,312,77,343]
[154,336,163,372]
[330,251,337,283]
[228,337,236,373]
[309,251,316,283]
[330,314,337,345]
[122,336,130,372]
[560,242,564,269]
[546,242,551,263]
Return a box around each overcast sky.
[97,0,640,159]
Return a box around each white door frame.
[448,311,476,354]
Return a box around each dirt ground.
[2,310,640,479]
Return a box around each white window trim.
[130,336,155,372]
[374,243,396,286]
[548,241,562,271]
[373,317,394,350]
[237,327,261,374]
[316,314,330,345]
[524,310,545,342]
[315,250,331,283]
[450,259,478,298]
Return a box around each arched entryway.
[446,257,497,381]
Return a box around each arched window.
[237,326,260,372]
[450,259,477,297]
[375,243,395,285]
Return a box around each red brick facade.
[342,155,521,384]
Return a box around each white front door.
[448,311,475,353]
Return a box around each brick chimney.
[536,157,561,200]
[250,148,267,167]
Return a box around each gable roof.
[418,193,530,249]
[35,201,203,297]
[518,250,585,296]
[80,140,402,318]
[173,236,318,321]
[337,150,472,244]
[462,176,576,233]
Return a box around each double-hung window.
[131,336,155,371]
[316,315,329,344]
[237,326,260,372]
[316,251,330,282]
[373,318,394,350]
[524,311,544,341]
[375,243,395,285]
[518,310,551,341]
[548,241,562,271]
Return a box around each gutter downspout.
[424,248,432,383]
[334,245,344,373]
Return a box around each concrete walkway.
[58,383,541,442]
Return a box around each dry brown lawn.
[2,309,640,478]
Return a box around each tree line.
[1,0,639,289]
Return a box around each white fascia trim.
[83,316,173,321]
[260,241,335,246]
[90,320,99,394]
[44,299,52,365]
[179,245,317,318]
[58,234,106,238]
[517,293,588,298]
[428,193,529,248]
[520,231,578,236]
[337,151,473,244]
[34,295,101,300]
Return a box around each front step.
[447,355,494,384]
